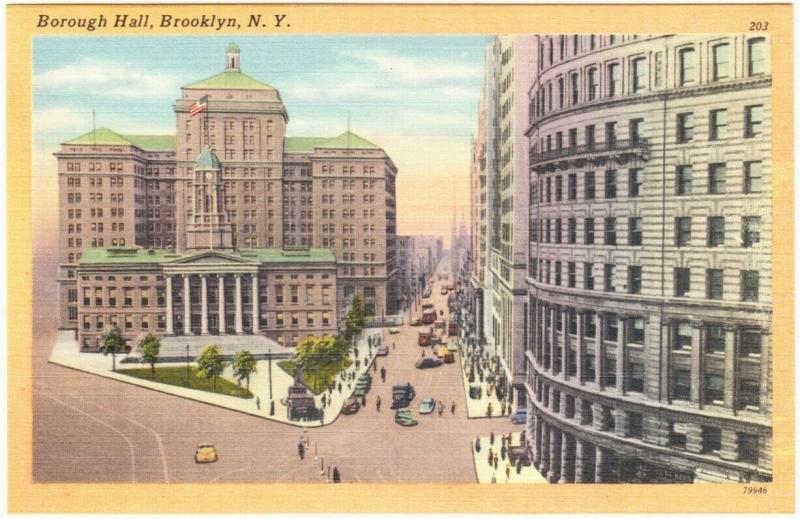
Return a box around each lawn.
[277,358,353,395]
[118,366,253,399]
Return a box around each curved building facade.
[524,34,772,483]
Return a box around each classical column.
[616,315,628,394]
[576,310,585,384]
[595,446,607,483]
[574,438,587,483]
[760,330,771,415]
[165,275,174,334]
[549,306,556,373]
[200,275,209,335]
[561,307,569,379]
[183,274,191,335]
[540,423,551,475]
[251,274,260,333]
[531,299,539,363]
[234,274,243,334]
[723,325,738,411]
[558,432,574,483]
[690,322,704,405]
[217,275,225,334]
[547,426,562,483]
[595,312,604,388]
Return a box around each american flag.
[189,95,208,117]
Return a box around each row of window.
[65,161,125,172]
[531,215,761,248]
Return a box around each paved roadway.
[33,258,522,483]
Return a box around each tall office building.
[57,43,399,350]
[524,34,771,482]
[468,80,489,339]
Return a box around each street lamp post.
[186,344,190,386]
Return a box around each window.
[629,412,644,437]
[629,217,643,245]
[676,165,692,195]
[741,270,759,301]
[583,353,596,381]
[708,163,726,194]
[632,57,646,92]
[748,37,766,76]
[628,266,642,294]
[605,121,617,148]
[702,427,722,454]
[630,118,644,144]
[744,161,763,193]
[672,371,691,401]
[587,68,598,100]
[745,105,763,138]
[740,329,761,357]
[604,264,615,292]
[708,217,725,247]
[706,324,726,354]
[677,113,694,143]
[568,174,577,199]
[709,109,728,140]
[674,268,691,296]
[742,217,761,247]
[584,263,595,290]
[707,269,724,299]
[571,73,579,104]
[569,128,578,148]
[712,43,730,80]
[679,48,696,85]
[738,380,761,410]
[554,261,562,285]
[604,217,616,245]
[628,317,645,344]
[604,170,617,198]
[604,360,616,387]
[607,63,620,97]
[584,218,595,244]
[584,171,595,199]
[704,374,725,404]
[629,168,643,197]
[738,433,759,463]
[568,262,576,287]
[555,176,563,201]
[585,125,595,148]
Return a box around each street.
[33,258,522,483]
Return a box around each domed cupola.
[225,42,240,72]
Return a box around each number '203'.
[750,22,769,31]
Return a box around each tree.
[196,345,226,392]
[344,295,368,340]
[294,335,349,392]
[101,326,125,372]
[138,334,161,380]
[232,350,257,393]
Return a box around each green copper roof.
[238,248,336,263]
[318,132,380,150]
[284,132,381,153]
[64,128,175,151]
[227,42,240,52]
[80,248,182,264]
[196,148,221,169]
[183,70,273,90]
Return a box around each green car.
[353,381,370,397]
[395,409,418,426]
[447,340,458,352]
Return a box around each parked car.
[388,327,400,334]
[395,409,418,427]
[418,331,432,346]
[342,396,361,415]
[440,286,449,295]
[358,373,372,384]
[391,382,416,409]
[510,409,528,424]
[442,352,455,364]
[419,397,435,414]
[468,384,482,400]
[376,344,389,356]
[411,318,423,326]
[508,445,532,466]
[195,443,218,463]
[415,357,443,369]
[436,346,449,358]
[353,380,370,397]
[447,340,458,352]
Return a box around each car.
[419,397,435,414]
[195,443,218,463]
[468,384,482,400]
[395,409,418,426]
[410,318,423,326]
[508,445,532,466]
[391,382,416,409]
[376,344,389,356]
[353,380,370,397]
[415,357,443,369]
[358,373,373,385]
[442,352,455,364]
[447,340,458,352]
[510,409,528,424]
[436,346,449,358]
[388,327,400,334]
[440,287,448,295]
[342,396,361,415]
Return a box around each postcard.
[6,2,794,514]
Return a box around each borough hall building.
[57,43,399,351]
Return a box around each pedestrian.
[494,457,499,470]
[361,395,366,407]
[392,342,396,350]
[516,458,522,475]
[422,349,426,357]
[490,431,495,445]
[256,396,260,410]
[332,466,341,483]
[505,463,511,482]
[373,362,378,373]
[376,396,381,412]
[487,402,493,418]
[337,383,342,393]
[491,474,496,484]
[298,441,305,460]
[487,449,493,466]
[320,409,324,426]
[438,401,444,416]
[451,400,456,415]
[475,437,481,453]
[380,367,386,382]
[500,445,507,461]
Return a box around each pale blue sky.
[33,35,487,239]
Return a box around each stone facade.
[524,34,772,482]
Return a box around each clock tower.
[186,148,234,250]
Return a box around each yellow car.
[195,443,218,463]
[436,347,449,358]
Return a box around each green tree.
[137,334,161,380]
[232,350,257,392]
[344,295,368,339]
[196,345,227,392]
[101,325,126,372]
[294,335,349,392]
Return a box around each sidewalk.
[458,345,511,419]
[49,329,382,428]
[471,432,547,484]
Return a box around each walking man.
[380,366,386,383]
[376,395,381,412]
[451,400,456,415]
[438,401,444,416]
[298,441,305,460]
[374,361,378,373]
